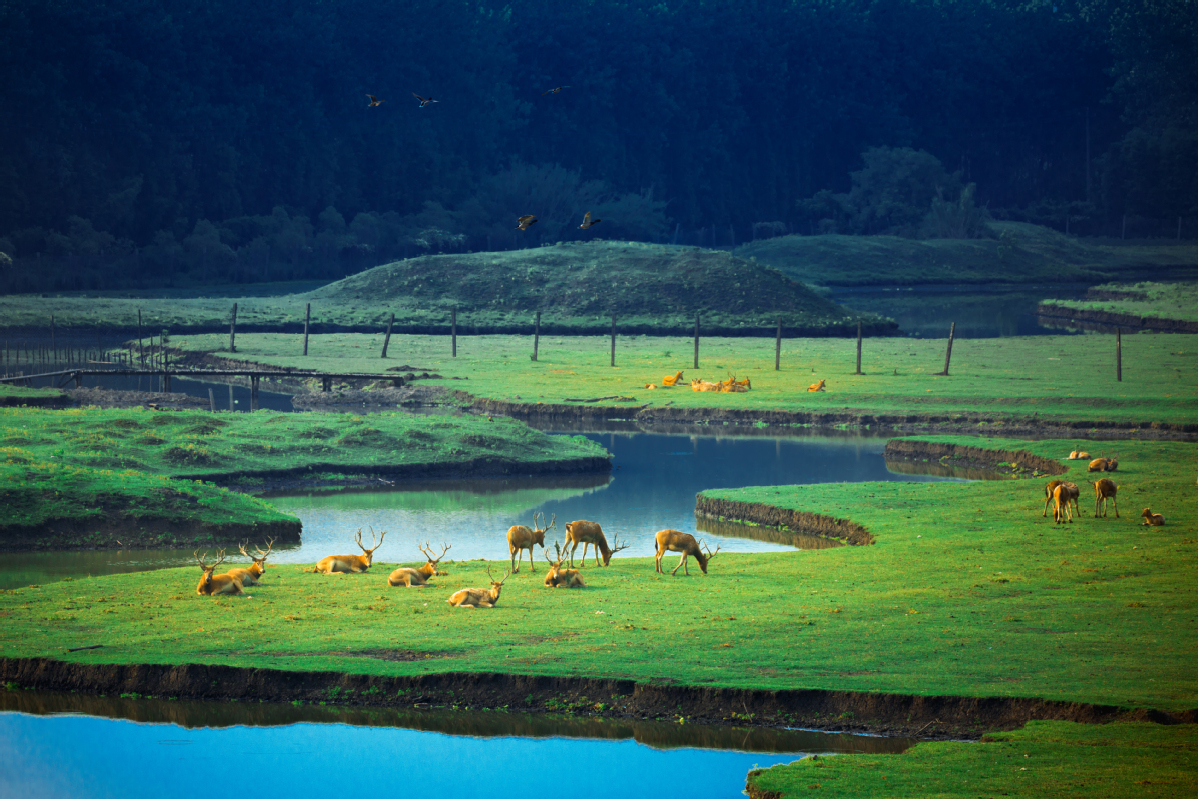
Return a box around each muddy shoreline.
[1,657,1191,741]
[881,439,1067,476]
[695,497,875,546]
[1036,302,1198,334]
[0,517,301,553]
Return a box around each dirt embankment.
[1036,302,1198,334]
[695,495,874,546]
[0,391,71,407]
[0,517,301,552]
[2,657,1192,740]
[882,439,1067,477]
[67,386,210,409]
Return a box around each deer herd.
[1045,451,1167,528]
[194,517,720,605]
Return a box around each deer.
[312,528,386,574]
[446,566,510,608]
[543,540,586,588]
[195,550,248,597]
[807,379,826,392]
[1053,482,1081,525]
[1042,480,1080,518]
[691,378,719,392]
[653,529,720,576]
[507,512,555,573]
[1141,508,1165,526]
[226,537,275,587]
[1091,479,1118,518]
[662,370,684,387]
[388,542,451,587]
[1089,457,1118,472]
[1067,450,1091,460]
[564,520,629,567]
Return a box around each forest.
[0,0,1194,289]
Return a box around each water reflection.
[696,517,844,550]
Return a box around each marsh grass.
[1042,280,1198,325]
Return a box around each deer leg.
[527,548,536,573]
[672,553,686,576]
[1043,496,1053,517]
[1112,497,1118,518]
[579,543,590,566]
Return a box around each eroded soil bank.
[1036,302,1198,334]
[694,496,875,546]
[881,439,1066,477]
[0,516,301,552]
[2,657,1192,741]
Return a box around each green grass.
[1,436,1194,713]
[0,384,65,400]
[735,222,1198,289]
[1042,281,1198,326]
[748,721,1198,798]
[173,331,1198,427]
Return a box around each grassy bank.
[0,384,68,406]
[747,721,1198,798]
[172,331,1198,428]
[1040,280,1198,330]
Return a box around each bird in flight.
[578,211,602,230]
[412,93,438,108]
[366,94,385,107]
[542,86,572,95]
[516,215,538,231]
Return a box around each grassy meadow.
[1041,280,1198,326]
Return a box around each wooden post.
[532,311,541,361]
[250,375,259,411]
[381,312,394,358]
[775,319,782,371]
[208,388,216,413]
[694,313,700,369]
[451,308,457,357]
[855,321,863,375]
[939,322,956,376]
[303,303,310,356]
[50,315,55,360]
[137,310,143,365]
[229,303,238,352]
[228,383,235,412]
[1116,327,1122,382]
[610,314,616,367]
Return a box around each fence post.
[775,319,782,371]
[451,308,457,358]
[137,310,143,365]
[381,312,394,358]
[694,313,700,369]
[303,303,310,356]
[229,302,238,353]
[208,388,216,413]
[610,315,616,367]
[250,375,259,411]
[939,322,956,376]
[855,321,863,375]
[533,311,541,361]
[1116,327,1122,382]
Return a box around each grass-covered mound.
[735,222,1198,289]
[1039,280,1198,332]
[747,721,1198,798]
[0,384,68,406]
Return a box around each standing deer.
[1141,508,1165,526]
[447,566,510,608]
[195,550,248,597]
[543,540,586,588]
[564,520,629,567]
[1042,480,1081,518]
[507,512,555,573]
[226,538,275,587]
[653,530,720,575]
[1053,482,1081,525]
[1091,479,1118,518]
[388,542,451,587]
[312,528,386,574]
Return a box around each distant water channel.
[0,690,913,799]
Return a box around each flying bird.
[542,86,572,95]
[516,215,538,231]
[412,93,438,107]
[366,94,385,107]
[578,211,601,230]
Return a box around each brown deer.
[388,542,451,587]
[1091,479,1118,518]
[1053,482,1081,525]
[691,378,719,392]
[195,550,247,597]
[226,538,275,587]
[446,566,510,608]
[1067,450,1091,460]
[564,520,629,567]
[312,528,386,574]
[1141,508,1165,526]
[507,512,554,573]
[1042,480,1080,518]
[1088,457,1118,472]
[653,530,720,575]
[807,379,826,392]
[662,370,684,387]
[543,540,586,588]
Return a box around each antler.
[195,548,227,571]
[237,540,251,558]
[546,513,557,532]
[194,549,209,570]
[254,537,275,559]
[358,527,385,553]
[354,527,365,552]
[701,540,722,561]
[485,565,511,585]
[419,542,451,564]
[609,534,631,556]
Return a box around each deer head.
[195,549,227,592]
[485,565,511,599]
[696,540,721,574]
[238,537,275,572]
[418,542,452,574]
[355,527,386,565]
[532,512,557,547]
[609,534,631,558]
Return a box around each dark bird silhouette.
[412,93,438,108]
[578,211,602,230]
[516,215,538,231]
[542,86,572,95]
[366,94,385,107]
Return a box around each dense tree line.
[0,0,1193,288]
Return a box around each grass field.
[173,331,1198,427]
[1041,281,1198,326]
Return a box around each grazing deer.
[226,538,275,587]
[653,530,720,576]
[1141,508,1165,526]
[195,550,247,597]
[564,520,629,567]
[1042,480,1080,518]
[807,379,826,392]
[543,540,586,588]
[447,566,510,608]
[1067,450,1091,460]
[507,512,554,573]
[1091,479,1118,518]
[662,371,684,387]
[1053,482,1080,525]
[388,542,451,587]
[1088,457,1118,472]
[312,528,386,574]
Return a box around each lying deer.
[388,542,451,587]
[807,379,826,392]
[447,566,510,608]
[1067,450,1091,460]
[312,528,386,574]
[1088,457,1118,472]
[1042,480,1080,518]
[653,530,720,575]
[564,520,629,566]
[662,371,684,387]
[507,512,554,573]
[543,540,586,588]
[691,378,719,392]
[195,550,248,597]
[1091,479,1118,518]
[1053,482,1080,525]
[226,538,275,587]
[1141,508,1165,526]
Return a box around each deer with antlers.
[1091,478,1119,518]
[564,520,629,567]
[1042,480,1081,518]
[226,538,275,587]
[388,543,451,587]
[653,530,720,575]
[507,512,554,573]
[312,528,386,574]
[543,540,587,588]
[195,550,248,597]
[447,566,510,608]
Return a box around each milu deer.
[446,566,510,608]
[1141,508,1165,526]
[1067,450,1091,460]
[1088,457,1119,472]
[1091,478,1119,518]
[507,512,555,573]
[1053,482,1081,525]
[312,528,386,574]
[1042,480,1081,518]
[543,540,586,588]
[564,520,629,567]
[226,538,275,587]
[807,379,826,392]
[662,371,684,387]
[653,530,720,576]
[195,550,248,597]
[388,542,451,587]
